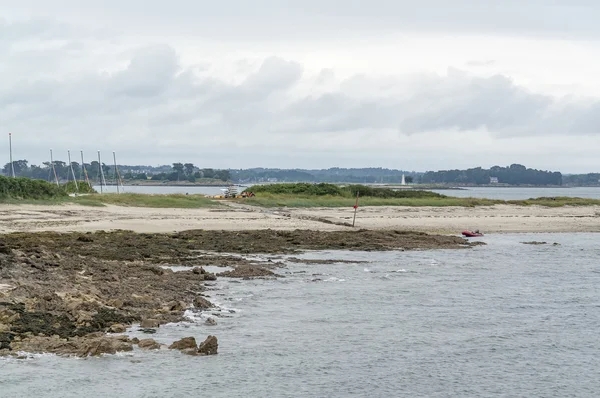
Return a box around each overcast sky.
[2,1,600,172]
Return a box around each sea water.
[2,233,600,397]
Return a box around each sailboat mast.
[9,133,15,178]
[68,150,79,194]
[81,151,90,186]
[98,151,106,194]
[113,152,120,194]
[50,149,59,186]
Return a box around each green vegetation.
[241,183,600,208]
[246,183,444,198]
[73,193,219,208]
[0,175,67,200]
[509,197,600,207]
[243,183,495,207]
[0,176,218,208]
[63,181,96,194]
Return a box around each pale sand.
[0,203,599,234]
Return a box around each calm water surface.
[2,233,600,397]
[92,185,238,196]
[430,186,600,200]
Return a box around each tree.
[184,163,195,177]
[3,159,28,176]
[216,170,231,182]
[202,168,215,179]
[172,163,184,181]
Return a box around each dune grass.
[241,193,600,208]
[242,193,501,208]
[508,197,600,207]
[72,193,219,208]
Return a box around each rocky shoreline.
[0,229,476,357]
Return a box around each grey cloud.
[4,1,600,40]
[111,45,180,98]
[240,57,303,94]
[1,41,600,167]
[0,18,110,42]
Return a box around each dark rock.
[218,265,276,279]
[204,273,217,281]
[193,297,212,310]
[138,338,161,350]
[166,301,186,312]
[109,324,127,333]
[204,317,217,326]
[76,336,133,357]
[0,332,15,350]
[139,328,157,334]
[9,335,133,357]
[0,244,11,255]
[131,337,140,344]
[168,336,197,351]
[197,335,218,356]
[140,319,160,328]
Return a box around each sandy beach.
[0,202,599,234]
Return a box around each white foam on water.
[325,277,346,282]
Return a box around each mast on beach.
[80,151,90,186]
[50,149,59,186]
[113,152,125,194]
[8,133,15,178]
[67,150,79,194]
[97,151,107,193]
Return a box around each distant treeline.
[2,161,569,186]
[420,164,562,186]
[231,168,416,184]
[562,174,600,186]
[2,160,231,183]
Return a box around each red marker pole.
[352,191,359,227]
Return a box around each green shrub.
[0,176,67,200]
[245,183,444,199]
[63,181,97,194]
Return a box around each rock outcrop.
[198,335,218,356]
[137,338,161,350]
[9,334,133,357]
[167,335,218,356]
[140,319,160,329]
[218,265,276,279]
[193,296,213,310]
[109,324,127,333]
[168,337,197,351]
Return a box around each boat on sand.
[462,230,484,237]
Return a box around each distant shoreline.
[95,181,600,189]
